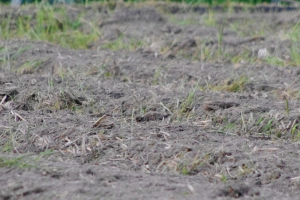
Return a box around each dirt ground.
[1,2,300,199]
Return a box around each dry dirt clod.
[204,101,239,111]
[0,87,19,96]
[136,111,170,122]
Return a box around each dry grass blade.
[187,182,195,194]
[81,135,86,155]
[0,95,7,112]
[11,110,32,125]
[252,146,279,152]
[93,114,107,128]
[291,176,300,182]
[258,148,279,151]
[61,134,87,149]
[193,120,212,127]
[0,95,12,111]
[160,131,170,140]
[0,95,7,105]
[215,174,223,179]
[93,114,114,128]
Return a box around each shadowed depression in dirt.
[1,2,300,199]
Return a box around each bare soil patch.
[1,3,300,199]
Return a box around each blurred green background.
[1,0,299,6]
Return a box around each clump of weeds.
[101,32,146,52]
[0,4,100,49]
[210,75,248,93]
[176,81,200,120]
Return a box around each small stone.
[258,48,270,59]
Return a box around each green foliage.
[291,124,298,137]
[285,98,289,115]
[219,122,235,133]
[178,81,199,119]
[217,24,224,59]
[264,56,285,67]
[262,119,273,134]
[16,59,44,75]
[127,0,272,5]
[221,174,227,183]
[0,0,292,6]
[290,45,300,66]
[2,140,13,152]
[102,35,145,51]
[180,165,190,175]
[289,22,300,42]
[0,156,34,168]
[212,75,248,92]
[0,5,100,49]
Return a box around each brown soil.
[1,3,300,199]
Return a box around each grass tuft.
[212,75,248,92]
[0,5,100,49]
[0,156,34,168]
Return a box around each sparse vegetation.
[0,1,300,199]
[102,34,146,51]
[0,156,33,168]
[0,4,100,49]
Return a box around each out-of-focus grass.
[0,0,278,5]
[0,156,33,168]
[123,0,274,5]
[102,34,147,51]
[0,4,100,49]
